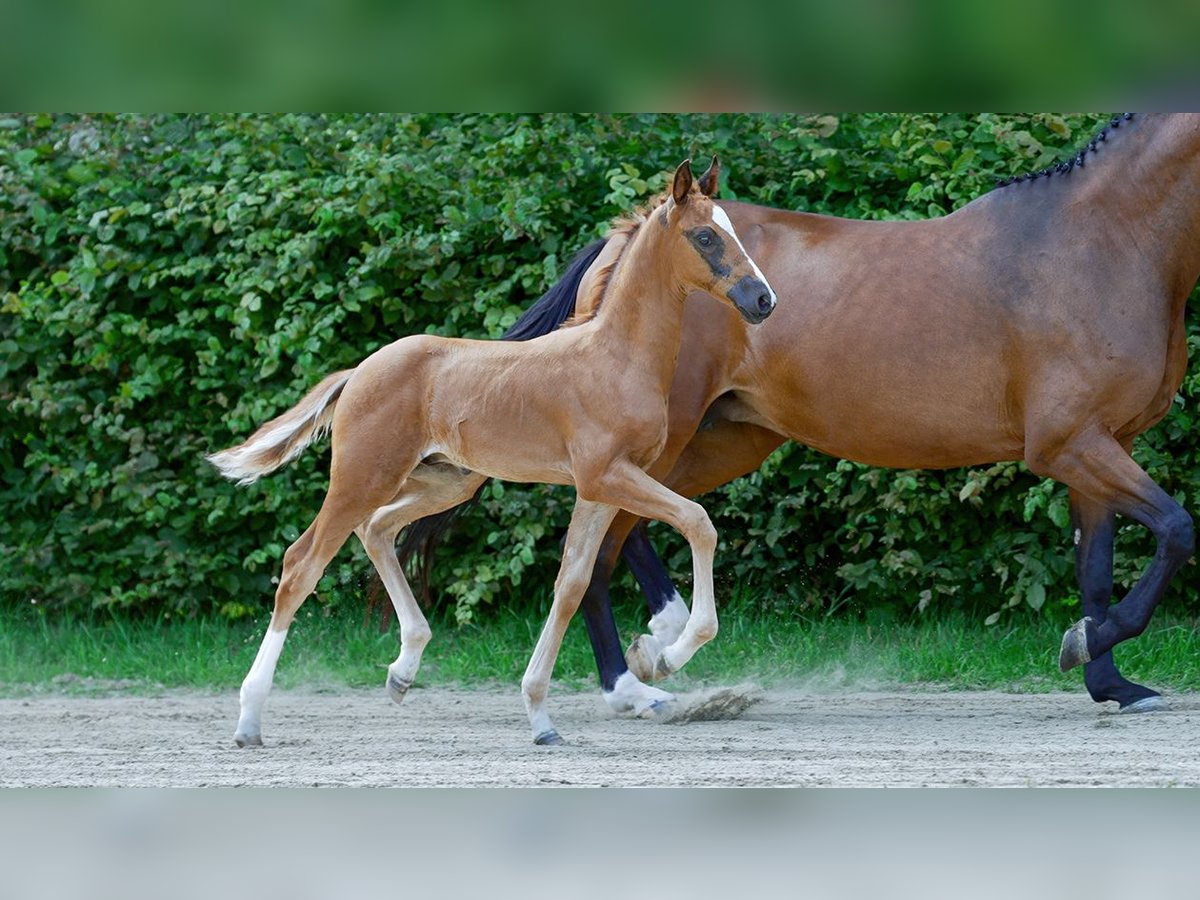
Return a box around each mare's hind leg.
[522,499,620,744]
[1029,429,1194,674]
[624,523,691,647]
[356,466,487,704]
[1070,488,1166,712]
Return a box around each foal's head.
[658,157,777,323]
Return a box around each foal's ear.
[698,156,720,197]
[671,159,693,205]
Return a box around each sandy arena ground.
[3,683,1198,787]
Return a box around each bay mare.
[209,161,776,745]
[406,113,1200,717]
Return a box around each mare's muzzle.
[728,275,776,324]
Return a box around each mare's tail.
[207,369,354,485]
[396,237,608,595]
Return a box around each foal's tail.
[207,369,355,485]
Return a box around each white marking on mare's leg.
[234,626,288,746]
[649,591,690,645]
[711,205,777,306]
[658,509,719,676]
[1074,528,1082,546]
[603,670,676,716]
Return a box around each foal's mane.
[561,191,671,328]
[994,113,1136,189]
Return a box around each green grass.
[1,603,1198,697]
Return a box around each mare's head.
[658,157,776,324]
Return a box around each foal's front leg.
[586,461,720,683]
[521,499,620,744]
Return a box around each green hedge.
[3,113,1197,624]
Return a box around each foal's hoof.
[386,673,413,705]
[625,635,674,682]
[625,634,659,682]
[1120,695,1169,714]
[1059,617,1095,672]
[234,732,263,748]
[534,729,565,746]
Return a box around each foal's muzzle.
[728,275,776,324]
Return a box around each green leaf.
[951,148,977,174]
[1025,582,1046,611]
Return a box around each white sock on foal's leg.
[234,626,288,747]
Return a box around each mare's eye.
[697,230,712,246]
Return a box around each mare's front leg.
[522,499,620,744]
[622,523,692,648]
[1069,488,1167,712]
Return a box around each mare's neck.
[588,220,688,393]
[1075,113,1200,298]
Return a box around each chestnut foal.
[209,160,776,746]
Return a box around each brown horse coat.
[210,160,777,744]
[570,114,1200,708]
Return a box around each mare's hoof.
[386,673,413,705]
[1058,617,1094,672]
[234,732,263,748]
[534,730,565,746]
[638,697,678,721]
[1120,695,1169,714]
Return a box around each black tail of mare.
[387,238,608,609]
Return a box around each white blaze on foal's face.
[710,204,777,308]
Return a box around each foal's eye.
[697,230,712,246]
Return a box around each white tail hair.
[207,369,354,485]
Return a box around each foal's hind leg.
[234,505,364,747]
[356,468,487,704]
[1070,488,1166,712]
[235,426,421,747]
[1028,430,1194,673]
